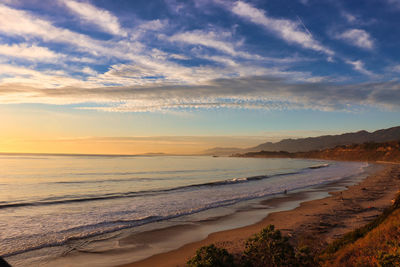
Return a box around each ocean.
[0,155,369,266]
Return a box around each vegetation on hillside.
[187,244,234,267]
[210,126,400,155]
[187,193,400,267]
[320,193,400,267]
[236,141,400,163]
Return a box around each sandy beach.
[121,163,400,267]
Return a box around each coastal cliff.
[235,141,400,163]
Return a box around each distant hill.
[203,147,246,156]
[205,126,400,155]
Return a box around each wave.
[51,164,330,185]
[308,163,330,169]
[1,196,253,257]
[49,177,167,184]
[42,168,231,185]
[0,164,331,210]
[73,168,227,176]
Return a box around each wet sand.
[120,163,400,267]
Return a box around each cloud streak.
[345,59,374,76]
[0,43,60,61]
[62,0,127,37]
[0,3,143,60]
[230,1,334,56]
[1,76,399,112]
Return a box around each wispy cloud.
[168,30,238,56]
[386,0,400,9]
[389,64,400,73]
[230,1,334,56]
[0,43,60,61]
[0,4,106,55]
[338,29,374,50]
[0,63,96,89]
[167,29,266,61]
[0,3,310,90]
[341,11,357,23]
[0,3,146,61]
[62,0,127,37]
[345,59,374,76]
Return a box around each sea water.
[0,155,368,266]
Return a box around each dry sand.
[121,163,400,267]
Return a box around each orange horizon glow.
[0,136,271,155]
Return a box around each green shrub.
[241,225,297,267]
[187,244,235,267]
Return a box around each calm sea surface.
[0,155,368,265]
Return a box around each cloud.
[0,4,106,55]
[130,19,168,39]
[0,43,60,61]
[0,3,146,61]
[341,11,357,23]
[0,42,103,65]
[0,0,392,115]
[345,59,374,76]
[1,76,400,112]
[169,30,238,56]
[299,0,309,5]
[167,29,263,60]
[387,0,400,9]
[230,1,334,56]
[169,53,190,60]
[62,0,127,36]
[167,28,312,64]
[0,4,312,89]
[338,29,374,50]
[389,65,400,73]
[81,66,98,76]
[138,19,165,31]
[0,63,96,89]
[88,54,321,88]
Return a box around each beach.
[122,163,400,267]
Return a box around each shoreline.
[121,162,400,267]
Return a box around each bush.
[187,244,235,267]
[241,225,297,267]
[295,246,317,267]
[187,226,318,267]
[378,250,400,267]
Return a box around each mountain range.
[204,126,400,155]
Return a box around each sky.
[0,0,400,154]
